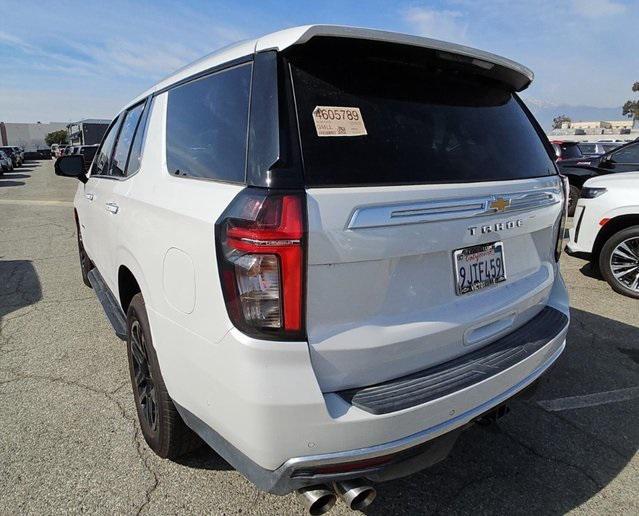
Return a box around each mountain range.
[522,99,625,131]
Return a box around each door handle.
[105,202,119,214]
[85,193,94,201]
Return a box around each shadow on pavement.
[0,181,25,188]
[1,173,31,180]
[0,260,42,324]
[175,445,233,472]
[579,261,604,281]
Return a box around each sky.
[1,0,637,123]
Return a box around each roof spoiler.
[256,25,533,92]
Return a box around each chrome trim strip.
[239,238,301,246]
[347,188,561,229]
[281,331,567,471]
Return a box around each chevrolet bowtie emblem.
[490,197,511,212]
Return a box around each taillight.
[215,188,305,340]
[555,175,569,261]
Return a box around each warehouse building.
[0,121,68,150]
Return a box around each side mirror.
[54,155,87,183]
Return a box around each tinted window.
[126,98,152,176]
[289,39,555,187]
[579,144,596,154]
[558,143,582,159]
[110,103,145,176]
[93,118,121,175]
[611,143,639,163]
[166,63,251,182]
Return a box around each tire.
[568,185,580,217]
[76,225,93,288]
[126,293,201,458]
[599,225,639,299]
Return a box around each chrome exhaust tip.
[333,479,377,511]
[296,485,337,515]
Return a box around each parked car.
[550,141,593,215]
[0,146,20,168]
[23,150,40,160]
[54,25,570,514]
[0,150,13,173]
[12,146,24,165]
[577,142,622,157]
[567,171,639,298]
[551,140,584,162]
[557,140,639,215]
[37,148,52,159]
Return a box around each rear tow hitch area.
[474,404,511,426]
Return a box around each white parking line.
[537,386,639,412]
[0,199,73,207]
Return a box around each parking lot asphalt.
[0,160,637,515]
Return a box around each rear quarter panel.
[115,92,245,416]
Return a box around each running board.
[87,269,127,340]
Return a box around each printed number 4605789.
[314,108,359,121]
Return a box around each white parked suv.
[55,25,570,514]
[567,171,639,298]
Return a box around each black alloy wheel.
[130,319,158,433]
[600,226,639,299]
[126,293,201,458]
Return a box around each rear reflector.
[293,455,395,477]
[599,218,610,226]
[216,189,305,340]
[555,175,569,261]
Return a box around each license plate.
[454,242,506,295]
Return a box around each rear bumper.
[168,279,569,495]
[177,328,565,494]
[339,306,567,415]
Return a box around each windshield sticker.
[312,106,367,137]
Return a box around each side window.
[611,143,639,163]
[166,62,252,182]
[92,117,122,176]
[125,98,152,176]
[110,102,145,176]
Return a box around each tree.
[552,115,571,129]
[44,130,68,146]
[622,81,639,121]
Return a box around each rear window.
[166,62,252,183]
[288,39,555,187]
[579,144,596,154]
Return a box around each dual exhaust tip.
[297,479,377,514]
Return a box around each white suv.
[567,171,639,298]
[55,25,570,514]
